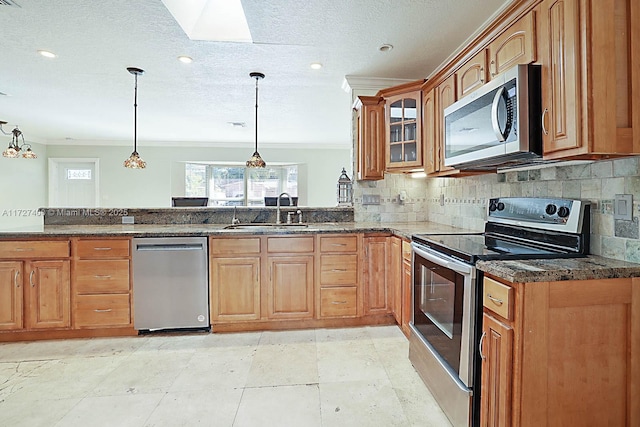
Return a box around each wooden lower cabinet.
[480,275,639,426]
[0,261,23,330]
[480,313,513,427]
[389,236,402,324]
[72,238,132,330]
[400,240,412,337]
[0,259,72,331]
[319,286,357,318]
[26,260,71,329]
[210,257,260,321]
[363,236,391,315]
[267,255,314,319]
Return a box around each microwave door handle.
[491,86,507,142]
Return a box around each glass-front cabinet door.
[384,90,422,170]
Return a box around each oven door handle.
[411,243,473,275]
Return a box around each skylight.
[161,0,252,42]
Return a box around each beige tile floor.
[0,326,452,427]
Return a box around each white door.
[49,159,99,207]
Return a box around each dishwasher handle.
[136,243,205,252]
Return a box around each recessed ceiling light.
[378,44,393,52]
[310,62,323,70]
[37,50,57,58]
[178,55,193,64]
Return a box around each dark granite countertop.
[477,256,640,283]
[0,221,480,240]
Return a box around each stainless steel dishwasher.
[132,237,209,331]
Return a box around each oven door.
[411,243,476,387]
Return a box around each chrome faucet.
[231,206,240,225]
[275,192,293,224]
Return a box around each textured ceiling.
[0,0,511,148]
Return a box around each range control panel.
[487,197,589,233]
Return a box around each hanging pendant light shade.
[124,67,146,169]
[246,72,266,168]
[0,122,37,159]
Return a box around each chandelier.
[1,121,37,159]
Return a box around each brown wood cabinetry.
[317,235,360,319]
[389,236,402,324]
[384,91,422,170]
[400,240,412,337]
[422,87,439,175]
[487,11,536,78]
[538,0,640,159]
[479,275,639,426]
[457,49,487,99]
[425,74,460,177]
[353,96,385,180]
[72,238,132,328]
[0,261,22,330]
[267,255,314,320]
[363,236,391,315]
[210,237,261,322]
[0,241,70,332]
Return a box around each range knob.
[489,200,498,212]
[497,202,505,211]
[545,204,557,215]
[557,206,570,218]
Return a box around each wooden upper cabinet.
[380,80,424,172]
[538,0,581,155]
[487,11,536,78]
[433,74,458,176]
[457,49,487,99]
[353,96,385,180]
[422,87,438,175]
[539,0,639,159]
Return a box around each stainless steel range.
[409,197,590,427]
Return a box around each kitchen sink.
[223,223,309,230]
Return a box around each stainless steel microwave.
[444,64,542,169]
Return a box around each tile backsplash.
[353,156,640,263]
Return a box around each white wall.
[45,144,350,207]
[0,142,48,230]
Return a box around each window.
[66,169,92,180]
[185,164,298,206]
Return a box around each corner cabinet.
[353,96,385,180]
[480,275,639,426]
[538,0,640,159]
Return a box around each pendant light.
[124,67,146,169]
[246,71,266,168]
[0,121,37,159]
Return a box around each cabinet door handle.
[331,301,348,305]
[93,308,113,313]
[15,247,34,252]
[29,270,35,287]
[479,331,487,361]
[331,269,347,272]
[480,67,484,84]
[14,270,20,288]
[93,247,112,251]
[541,108,549,135]
[487,294,503,305]
[490,60,496,76]
[94,275,112,279]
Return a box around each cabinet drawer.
[320,287,357,318]
[75,260,130,294]
[0,240,69,259]
[320,254,357,285]
[267,236,314,253]
[483,277,513,320]
[76,239,130,258]
[74,294,131,328]
[319,235,358,252]
[210,238,261,255]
